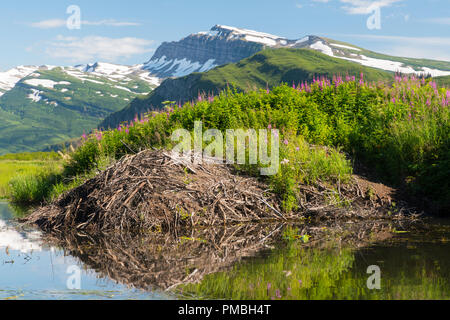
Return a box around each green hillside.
[100,48,393,129]
[320,37,450,72]
[436,75,450,87]
[0,67,155,155]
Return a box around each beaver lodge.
[24,150,415,235]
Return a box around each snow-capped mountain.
[143,25,450,79]
[0,62,161,98]
[0,62,160,155]
[142,25,290,78]
[74,62,161,87]
[0,65,47,97]
[290,36,450,77]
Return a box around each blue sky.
[1,0,449,71]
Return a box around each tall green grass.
[0,155,62,200]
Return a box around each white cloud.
[31,19,141,29]
[296,4,303,8]
[298,0,402,13]
[31,19,66,29]
[82,20,141,27]
[340,0,403,15]
[46,36,154,62]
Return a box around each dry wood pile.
[26,150,284,233]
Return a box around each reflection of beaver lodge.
[25,150,404,234]
[40,220,412,291]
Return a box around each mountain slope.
[142,25,275,78]
[436,75,450,87]
[309,37,450,77]
[143,25,450,79]
[101,48,393,129]
[0,63,159,155]
[0,65,43,96]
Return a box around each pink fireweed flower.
[392,97,396,104]
[82,132,87,140]
[272,130,279,138]
[296,147,300,151]
[426,98,431,106]
[125,127,129,134]
[276,289,282,299]
[118,126,122,132]
[281,159,290,165]
[96,132,102,141]
[268,124,272,130]
[283,139,289,145]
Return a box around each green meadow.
[0,152,62,200]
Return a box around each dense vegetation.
[10,73,449,214]
[436,75,450,88]
[0,152,62,199]
[100,49,393,129]
[0,68,154,155]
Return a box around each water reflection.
[34,218,407,294]
[0,202,171,300]
[3,200,450,300]
[179,220,450,300]
[0,220,41,253]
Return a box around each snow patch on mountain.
[24,79,71,89]
[74,62,161,87]
[144,55,218,78]
[0,66,38,96]
[211,25,285,43]
[330,43,361,51]
[244,35,277,46]
[310,41,334,57]
[115,85,132,92]
[27,89,43,102]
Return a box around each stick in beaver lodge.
[23,149,419,235]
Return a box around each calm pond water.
[0,202,173,300]
[1,201,449,300]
